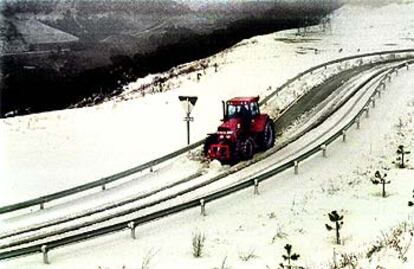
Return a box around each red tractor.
[204,96,275,163]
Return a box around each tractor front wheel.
[241,138,255,160]
[203,134,217,157]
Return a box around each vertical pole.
[41,245,49,264]
[187,112,190,145]
[254,179,259,195]
[200,199,206,216]
[128,221,136,239]
[342,130,347,143]
[321,144,327,158]
[371,98,375,108]
[365,107,369,118]
[356,117,361,129]
[40,202,44,210]
[102,184,106,191]
[294,161,299,175]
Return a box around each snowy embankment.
[1,3,414,206]
[0,62,398,250]
[0,56,376,236]
[1,2,414,268]
[4,57,414,269]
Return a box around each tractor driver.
[239,104,251,132]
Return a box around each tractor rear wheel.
[258,119,275,151]
[241,138,254,160]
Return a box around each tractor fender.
[250,114,270,133]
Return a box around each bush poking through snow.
[141,249,157,269]
[367,222,414,262]
[371,171,391,198]
[396,145,410,168]
[213,256,231,269]
[408,189,414,207]
[192,232,206,258]
[272,225,288,243]
[338,253,358,269]
[330,251,358,269]
[279,244,303,269]
[326,211,344,245]
[239,248,257,262]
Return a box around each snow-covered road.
[0,59,407,262]
[1,2,414,269]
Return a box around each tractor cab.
[224,97,260,120]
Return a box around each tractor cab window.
[227,103,251,118]
[250,102,259,117]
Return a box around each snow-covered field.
[3,64,414,269]
[1,2,414,206]
[1,2,414,269]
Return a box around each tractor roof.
[227,96,259,104]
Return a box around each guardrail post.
[41,245,49,264]
[253,179,259,195]
[128,221,136,239]
[102,184,106,191]
[40,202,44,210]
[376,89,381,98]
[387,74,392,82]
[294,161,299,175]
[342,130,347,143]
[365,106,369,118]
[380,82,386,91]
[371,98,376,108]
[406,63,410,70]
[200,199,206,216]
[150,166,154,173]
[355,117,361,129]
[321,144,327,158]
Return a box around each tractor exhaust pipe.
[222,101,226,120]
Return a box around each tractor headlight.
[225,135,232,139]
[219,135,224,139]
[237,123,241,129]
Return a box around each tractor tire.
[258,119,275,151]
[241,138,255,160]
[203,134,217,156]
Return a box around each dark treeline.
[0,0,340,117]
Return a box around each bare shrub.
[272,224,288,243]
[213,256,231,269]
[192,232,206,258]
[141,249,157,269]
[239,248,257,262]
[367,222,414,262]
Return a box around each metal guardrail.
[0,59,410,261]
[1,49,413,215]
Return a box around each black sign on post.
[178,96,198,145]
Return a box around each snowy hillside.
[1,2,414,269]
[1,2,414,205]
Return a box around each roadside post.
[178,96,198,145]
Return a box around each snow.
[3,66,414,269]
[0,62,398,247]
[1,3,414,206]
[1,2,414,269]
